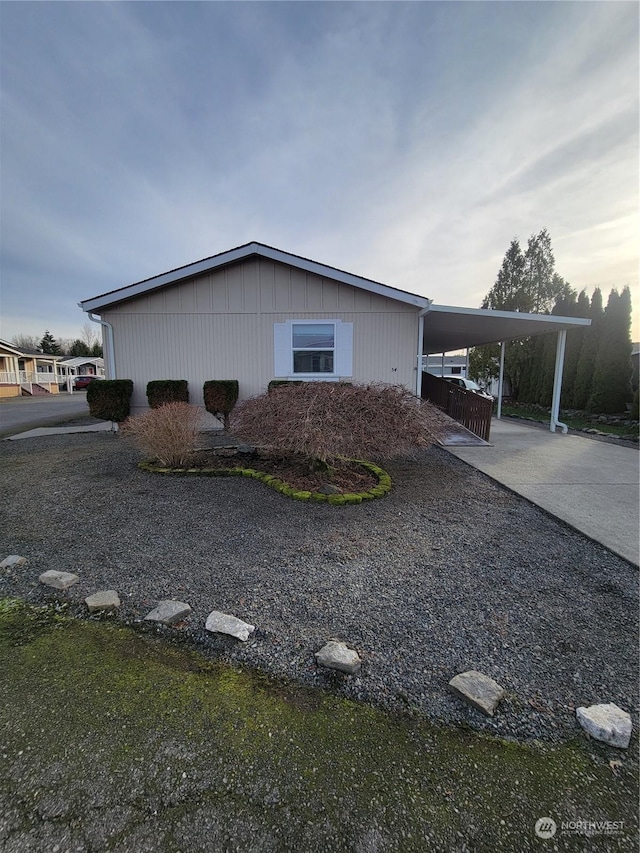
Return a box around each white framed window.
[292,322,335,374]
[274,319,353,379]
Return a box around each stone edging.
[137,459,392,504]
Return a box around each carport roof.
[422,304,591,354]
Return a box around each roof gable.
[80,242,430,312]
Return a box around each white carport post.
[496,341,505,419]
[416,308,427,398]
[550,329,568,433]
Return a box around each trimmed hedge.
[203,380,239,431]
[146,380,189,408]
[86,379,133,423]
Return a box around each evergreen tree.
[521,228,558,313]
[561,290,590,407]
[573,289,604,410]
[39,330,62,355]
[470,231,581,401]
[481,239,526,311]
[68,339,91,357]
[91,340,103,358]
[587,287,633,413]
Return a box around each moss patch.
[138,457,392,505]
[0,600,637,852]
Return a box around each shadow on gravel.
[0,601,637,853]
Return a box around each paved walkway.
[445,418,639,566]
[5,423,112,440]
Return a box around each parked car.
[73,375,102,390]
[443,376,493,400]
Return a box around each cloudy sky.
[1,1,638,344]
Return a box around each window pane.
[293,350,334,374]
[292,324,334,349]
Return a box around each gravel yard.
[1,431,637,744]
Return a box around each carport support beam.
[497,341,505,419]
[550,329,568,434]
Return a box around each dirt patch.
[186,449,380,492]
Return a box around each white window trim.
[273,319,353,380]
[291,319,337,379]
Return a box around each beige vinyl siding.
[104,257,420,411]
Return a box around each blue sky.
[1,1,638,343]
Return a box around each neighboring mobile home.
[0,339,63,396]
[80,242,590,430]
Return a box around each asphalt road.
[0,393,93,437]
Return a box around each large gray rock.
[144,600,192,626]
[1,555,28,569]
[317,483,342,495]
[448,670,505,716]
[39,570,79,590]
[85,590,121,612]
[576,703,632,748]
[315,641,362,675]
[205,611,255,642]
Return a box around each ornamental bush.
[122,402,203,467]
[203,380,239,431]
[86,379,133,423]
[230,381,447,468]
[146,380,189,408]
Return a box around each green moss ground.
[0,600,637,852]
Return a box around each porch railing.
[0,371,62,389]
[421,372,493,442]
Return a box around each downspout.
[85,310,115,379]
[550,329,568,433]
[85,309,117,432]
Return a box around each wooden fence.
[421,373,493,442]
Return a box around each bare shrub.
[121,402,204,467]
[230,382,448,467]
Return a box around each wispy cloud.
[1,1,637,342]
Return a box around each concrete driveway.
[0,393,93,438]
[445,418,639,566]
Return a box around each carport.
[417,304,591,433]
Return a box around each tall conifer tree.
[587,287,633,413]
[573,289,604,410]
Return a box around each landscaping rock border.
[137,458,392,504]
[8,558,636,749]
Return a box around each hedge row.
[87,378,355,424]
[86,379,239,424]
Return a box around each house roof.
[80,242,431,312]
[79,243,591,354]
[422,304,591,354]
[0,339,63,360]
[0,339,23,356]
[59,356,105,368]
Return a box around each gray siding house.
[81,243,428,414]
[80,241,590,430]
